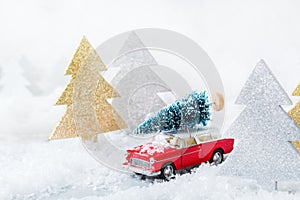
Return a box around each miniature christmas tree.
[50,36,126,141]
[94,76,127,133]
[134,91,211,134]
[219,60,300,191]
[288,83,300,153]
[50,36,97,140]
[110,32,172,132]
[19,56,43,96]
[73,48,127,142]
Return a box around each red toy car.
[123,132,234,180]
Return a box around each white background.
[1,0,300,139]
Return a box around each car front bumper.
[126,165,161,177]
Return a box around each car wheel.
[133,173,146,180]
[210,150,224,165]
[160,164,175,180]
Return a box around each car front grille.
[130,158,151,168]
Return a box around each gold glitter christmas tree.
[55,36,104,106]
[291,141,300,153]
[70,45,127,142]
[50,106,77,140]
[50,36,105,140]
[292,83,300,96]
[50,36,127,141]
[289,101,300,127]
[94,76,127,133]
[288,83,300,153]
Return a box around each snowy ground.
[0,138,299,200]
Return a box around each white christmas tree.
[110,32,171,132]
[19,56,43,96]
[220,60,300,191]
[19,56,68,96]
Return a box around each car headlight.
[149,157,155,164]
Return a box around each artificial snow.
[139,142,165,155]
[0,139,299,200]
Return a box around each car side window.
[197,134,213,142]
[183,137,197,148]
[168,137,181,148]
[175,138,181,148]
[180,138,185,148]
[194,136,201,144]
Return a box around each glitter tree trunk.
[219,60,300,191]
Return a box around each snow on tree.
[110,32,172,132]
[134,91,211,134]
[219,60,300,191]
[50,36,126,141]
[288,83,300,153]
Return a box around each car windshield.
[154,134,180,147]
[165,136,180,148]
[165,136,198,148]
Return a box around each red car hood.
[127,142,176,157]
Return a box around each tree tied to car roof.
[134,91,211,135]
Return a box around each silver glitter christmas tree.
[110,32,171,132]
[220,60,300,191]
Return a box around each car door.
[200,140,218,162]
[181,138,201,168]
